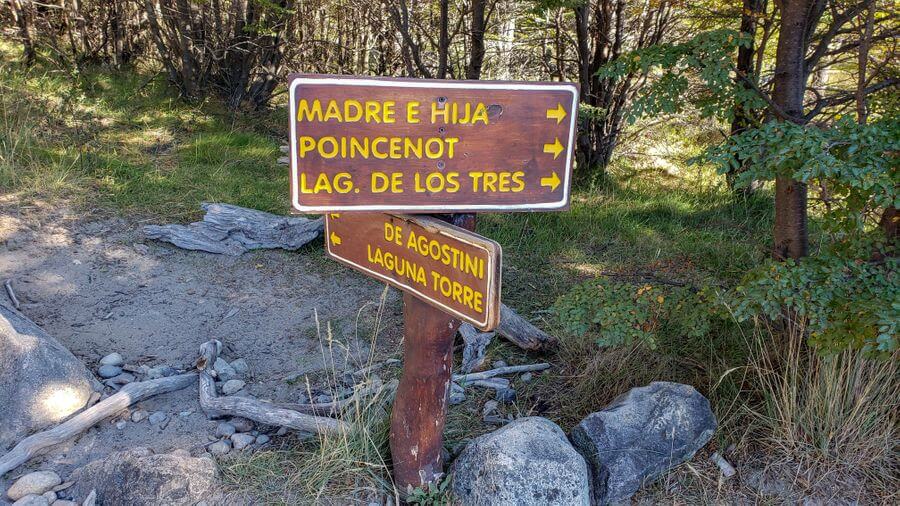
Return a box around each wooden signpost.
[287,74,578,495]
[289,74,579,213]
[325,213,501,330]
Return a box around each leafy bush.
[552,279,713,348]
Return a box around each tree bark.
[8,0,35,65]
[466,0,487,80]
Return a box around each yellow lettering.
[344,100,363,122]
[407,101,420,123]
[472,103,489,124]
[323,100,341,122]
[297,99,323,122]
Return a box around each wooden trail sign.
[289,75,579,213]
[325,212,501,330]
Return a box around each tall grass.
[747,319,899,495]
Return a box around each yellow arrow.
[543,137,564,159]
[329,213,340,219]
[540,172,561,191]
[546,103,566,124]
[330,232,342,246]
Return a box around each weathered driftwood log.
[497,304,558,351]
[4,279,20,309]
[459,324,495,373]
[452,363,551,383]
[197,340,349,435]
[277,379,399,417]
[144,202,323,255]
[0,373,197,477]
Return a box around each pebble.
[107,373,135,385]
[520,372,533,383]
[495,387,517,404]
[231,433,255,450]
[492,360,508,369]
[97,365,122,379]
[148,411,168,425]
[216,422,236,437]
[41,492,56,502]
[6,471,62,501]
[230,359,249,375]
[115,420,127,430]
[275,427,289,436]
[11,495,48,506]
[482,400,499,418]
[99,353,124,367]
[209,439,232,455]
[449,391,466,405]
[255,434,270,445]
[313,393,332,404]
[131,410,148,423]
[147,365,177,379]
[229,417,254,433]
[221,379,245,395]
[214,358,237,381]
[51,482,73,493]
[51,501,78,506]
[179,410,193,417]
[82,489,96,506]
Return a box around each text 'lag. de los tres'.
[288,75,579,213]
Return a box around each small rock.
[107,373,135,385]
[229,417,254,433]
[148,411,168,425]
[209,439,232,455]
[230,359,249,375]
[213,358,236,381]
[449,391,466,405]
[115,420,127,430]
[131,410,148,423]
[146,365,177,379]
[482,400,499,418]
[51,483,73,493]
[41,492,56,502]
[7,471,62,501]
[11,495,49,506]
[179,410,193,417]
[256,434,270,445]
[492,360,508,369]
[231,433,255,450]
[97,365,122,379]
[275,427,289,436]
[221,379,245,395]
[495,388,517,404]
[81,489,96,506]
[99,353,124,367]
[216,422,236,437]
[520,372,533,382]
[313,393,332,404]
[52,500,78,506]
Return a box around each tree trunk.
[466,0,486,80]
[437,0,450,79]
[8,0,35,65]
[855,3,875,124]
[771,0,816,260]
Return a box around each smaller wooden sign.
[325,213,501,330]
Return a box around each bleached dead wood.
[452,363,551,383]
[497,304,557,351]
[459,324,494,373]
[0,373,197,477]
[277,379,399,417]
[3,279,20,309]
[197,340,349,435]
[144,202,323,255]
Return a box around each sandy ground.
[0,200,403,501]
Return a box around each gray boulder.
[451,417,590,506]
[0,301,96,451]
[65,449,220,506]
[570,382,717,505]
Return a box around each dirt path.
[0,200,402,500]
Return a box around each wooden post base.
[390,292,459,494]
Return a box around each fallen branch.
[459,324,494,373]
[197,340,349,435]
[461,378,509,389]
[497,304,557,351]
[278,378,399,417]
[144,202,323,255]
[4,279,20,309]
[0,373,197,477]
[452,363,551,383]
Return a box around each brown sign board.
[324,213,501,330]
[289,74,579,213]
